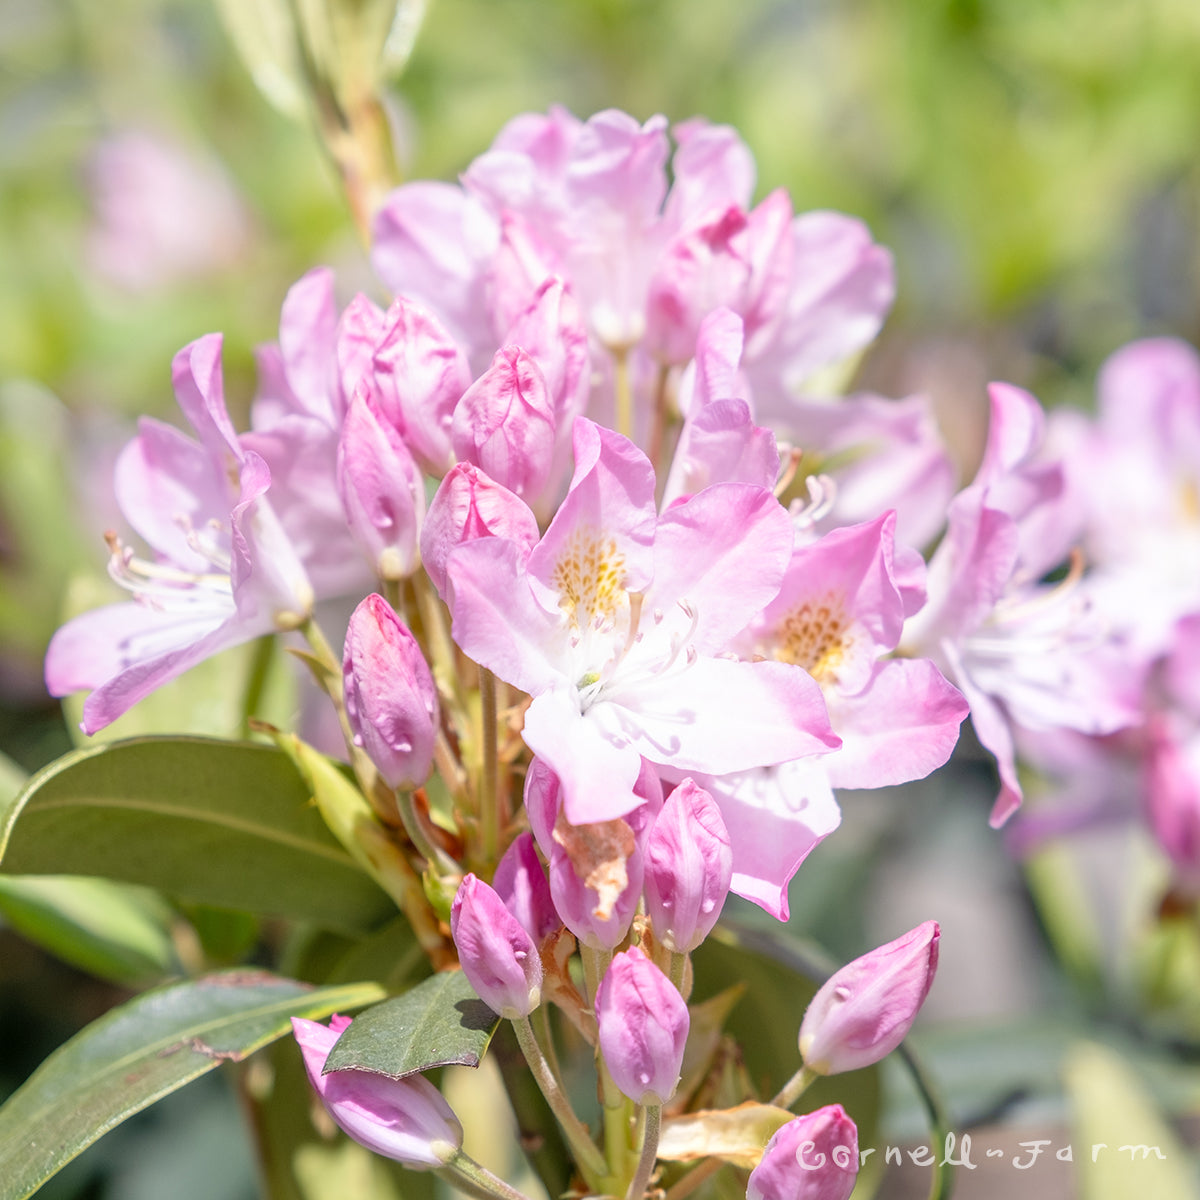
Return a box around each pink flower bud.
[372,297,471,475]
[493,832,560,943]
[292,1014,463,1168]
[643,778,732,953]
[421,462,540,598]
[450,873,543,1018]
[596,946,689,1106]
[337,382,424,581]
[335,293,387,411]
[799,922,940,1075]
[1145,716,1200,895]
[500,278,590,425]
[451,347,556,502]
[747,1105,859,1200]
[343,595,439,790]
[549,834,642,951]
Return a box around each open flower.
[444,418,839,824]
[46,335,315,733]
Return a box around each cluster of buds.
[48,103,1153,1196]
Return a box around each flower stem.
[770,1063,818,1110]
[512,1015,608,1187]
[668,950,688,995]
[581,945,632,1187]
[613,345,633,441]
[438,1149,536,1200]
[624,1104,661,1200]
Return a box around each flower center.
[771,593,850,685]
[552,529,628,632]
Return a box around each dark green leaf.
[0,970,385,1200]
[0,737,393,934]
[324,971,499,1078]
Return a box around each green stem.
[668,950,688,995]
[582,946,631,1187]
[438,1150,536,1200]
[394,786,457,875]
[512,1015,608,1187]
[624,1104,661,1200]
[896,1042,956,1200]
[770,1063,817,1110]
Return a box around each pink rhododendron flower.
[46,335,316,733]
[684,512,966,918]
[444,419,839,825]
[904,382,1141,825]
[371,108,893,450]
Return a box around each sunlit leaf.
[324,970,498,1078]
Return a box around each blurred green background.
[4,0,1200,1196]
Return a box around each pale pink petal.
[527,421,657,607]
[114,418,231,570]
[445,537,563,696]
[613,657,838,776]
[277,267,339,424]
[686,760,841,920]
[824,658,967,790]
[648,483,793,652]
[661,398,780,506]
[943,641,1023,827]
[371,182,500,357]
[170,334,241,463]
[665,119,756,228]
[522,687,644,824]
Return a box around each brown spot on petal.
[553,811,635,920]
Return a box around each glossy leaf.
[0,737,393,934]
[0,970,385,1200]
[324,970,499,1078]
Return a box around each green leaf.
[213,0,306,119]
[1065,1041,1199,1200]
[0,737,393,934]
[324,971,499,1078]
[0,970,385,1200]
[0,875,176,986]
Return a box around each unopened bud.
[451,346,556,502]
[421,461,539,597]
[746,1105,859,1200]
[595,946,688,1106]
[338,381,424,581]
[643,778,732,952]
[292,1015,463,1168]
[799,921,939,1075]
[493,832,560,943]
[450,873,543,1018]
[343,594,439,790]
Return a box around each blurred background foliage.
[4,0,1200,1196]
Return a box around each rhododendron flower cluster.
[39,105,1163,1200]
